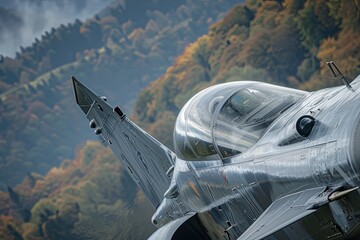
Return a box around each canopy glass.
[174,81,306,160]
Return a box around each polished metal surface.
[73,75,360,240]
[173,82,305,160]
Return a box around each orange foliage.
[318,31,360,78]
[133,0,359,147]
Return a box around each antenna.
[326,61,352,89]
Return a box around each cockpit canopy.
[174,81,306,161]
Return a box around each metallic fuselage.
[154,77,360,239]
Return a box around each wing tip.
[71,76,79,86]
[71,76,83,106]
[71,76,94,114]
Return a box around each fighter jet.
[73,62,360,239]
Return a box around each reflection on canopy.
[174,81,306,161]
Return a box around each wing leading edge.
[237,186,359,240]
[72,77,175,208]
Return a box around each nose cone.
[151,198,172,227]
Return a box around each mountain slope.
[0,0,112,57]
[133,0,360,148]
[0,0,358,238]
[0,141,155,239]
[0,0,242,187]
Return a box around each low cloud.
[0,0,112,57]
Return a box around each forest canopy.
[133,0,360,148]
[0,0,359,239]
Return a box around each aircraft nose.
[151,198,172,227]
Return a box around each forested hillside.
[0,0,240,187]
[133,0,360,148]
[0,0,112,57]
[0,142,155,239]
[0,0,359,239]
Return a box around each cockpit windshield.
[174,81,306,161]
[173,84,235,160]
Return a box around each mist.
[0,0,112,57]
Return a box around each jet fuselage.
[153,77,360,239]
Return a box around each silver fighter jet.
[73,63,360,239]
